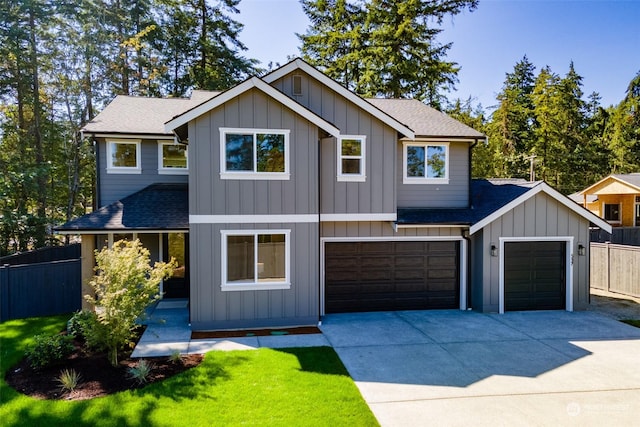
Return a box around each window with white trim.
[403,141,449,184]
[107,139,141,174]
[220,128,290,180]
[221,230,290,291]
[158,141,188,174]
[603,203,620,223]
[337,136,366,182]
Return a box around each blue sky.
[237,0,639,110]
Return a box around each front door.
[162,233,189,299]
[635,197,640,226]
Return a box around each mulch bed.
[191,326,322,339]
[5,335,203,401]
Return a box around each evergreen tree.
[606,71,640,172]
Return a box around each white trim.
[219,128,290,180]
[498,236,574,314]
[220,229,291,292]
[320,213,397,222]
[190,214,318,224]
[337,135,366,182]
[56,229,189,235]
[602,201,621,224]
[402,141,450,184]
[394,224,466,230]
[165,77,341,137]
[262,59,415,139]
[158,140,188,174]
[320,236,467,315]
[89,133,172,139]
[470,182,612,235]
[106,139,142,174]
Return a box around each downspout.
[92,135,100,210]
[462,228,472,311]
[317,135,323,326]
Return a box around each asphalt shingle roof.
[366,98,485,139]
[82,90,219,135]
[56,183,188,231]
[397,179,540,225]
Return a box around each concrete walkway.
[131,299,328,358]
[320,310,640,426]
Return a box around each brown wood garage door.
[324,241,460,313]
[504,241,566,311]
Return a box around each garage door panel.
[325,241,460,313]
[505,241,565,311]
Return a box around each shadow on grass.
[276,346,350,376]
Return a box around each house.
[57,59,611,331]
[576,174,640,227]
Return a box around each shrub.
[56,368,82,393]
[168,350,183,364]
[25,333,74,369]
[128,359,153,385]
[66,310,95,340]
[85,239,175,366]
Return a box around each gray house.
[58,59,611,331]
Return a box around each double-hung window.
[107,139,141,174]
[403,141,449,184]
[220,128,289,180]
[337,136,366,182]
[158,140,188,174]
[221,230,290,291]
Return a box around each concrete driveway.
[320,310,640,426]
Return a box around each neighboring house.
[575,174,640,227]
[57,59,611,331]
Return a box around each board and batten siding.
[97,138,187,206]
[397,141,470,208]
[272,71,398,214]
[188,89,319,216]
[475,192,590,312]
[189,222,319,330]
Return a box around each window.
[221,230,290,291]
[220,128,290,180]
[107,139,141,174]
[337,136,366,182]
[603,203,621,223]
[158,141,188,174]
[403,141,449,184]
[292,75,303,95]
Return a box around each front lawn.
[0,316,378,426]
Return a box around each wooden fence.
[0,259,81,322]
[590,227,640,247]
[0,243,80,265]
[591,242,640,298]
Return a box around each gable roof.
[580,173,640,195]
[366,98,485,139]
[82,91,219,137]
[56,183,188,233]
[397,179,611,234]
[165,76,341,137]
[262,58,415,139]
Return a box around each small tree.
[85,239,175,366]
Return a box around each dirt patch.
[192,326,321,339]
[586,289,640,321]
[5,337,203,401]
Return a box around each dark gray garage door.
[504,241,566,311]
[325,241,459,313]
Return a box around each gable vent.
[292,75,303,96]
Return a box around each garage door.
[325,241,459,313]
[504,241,566,311]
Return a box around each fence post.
[0,264,9,322]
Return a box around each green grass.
[0,316,378,427]
[621,319,640,328]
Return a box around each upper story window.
[107,139,141,174]
[158,140,188,174]
[337,136,366,182]
[221,230,291,291]
[220,128,290,180]
[603,203,620,223]
[403,141,449,184]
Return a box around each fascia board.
[263,59,415,139]
[469,182,612,235]
[164,77,340,137]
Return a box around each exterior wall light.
[578,243,586,256]
[490,243,498,257]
